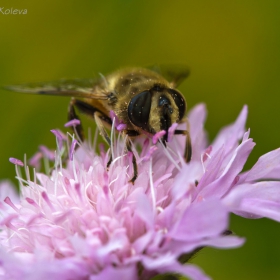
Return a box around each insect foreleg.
[69,98,113,141]
[126,139,138,184]
[93,111,113,172]
[68,98,85,141]
[174,129,192,163]
[93,111,111,146]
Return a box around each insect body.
[5,66,192,183]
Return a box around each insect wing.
[4,78,108,100]
[148,64,190,87]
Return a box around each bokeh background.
[1,1,280,279]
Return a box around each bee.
[5,66,192,183]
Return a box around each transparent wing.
[3,77,109,100]
[148,64,190,87]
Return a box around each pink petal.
[142,145,158,161]
[164,263,210,280]
[0,181,19,203]
[196,136,255,200]
[133,231,154,254]
[223,181,280,221]
[39,145,55,160]
[240,148,280,182]
[169,234,245,259]
[171,162,202,201]
[188,103,208,161]
[142,256,211,280]
[29,152,43,168]
[170,200,228,241]
[202,235,245,248]
[212,105,247,154]
[89,265,137,280]
[141,253,176,270]
[134,191,154,229]
[196,146,225,192]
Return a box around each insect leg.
[126,138,138,184]
[68,98,85,141]
[73,99,112,127]
[69,98,113,166]
[69,99,138,182]
[174,129,192,163]
[93,111,111,146]
[93,111,113,171]
[70,98,112,140]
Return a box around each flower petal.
[163,262,210,280]
[0,181,19,204]
[170,200,228,241]
[223,181,280,221]
[171,162,203,201]
[90,265,137,280]
[142,256,211,280]
[133,190,154,229]
[196,136,255,200]
[240,148,280,182]
[188,103,208,161]
[212,105,247,154]
[202,235,245,248]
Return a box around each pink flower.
[1,104,280,280]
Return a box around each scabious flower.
[1,104,280,280]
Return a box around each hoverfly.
[5,66,192,183]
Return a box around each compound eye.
[128,90,151,128]
[168,89,186,120]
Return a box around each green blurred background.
[1,0,280,279]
